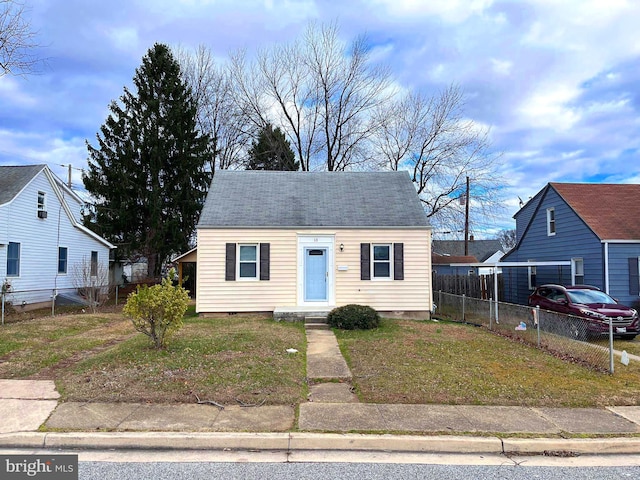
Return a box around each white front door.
[298,235,334,306]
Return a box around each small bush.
[123,269,189,349]
[327,304,380,330]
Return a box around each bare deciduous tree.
[176,44,250,172]
[230,22,393,171]
[175,22,505,235]
[72,255,111,313]
[373,85,503,230]
[0,0,41,76]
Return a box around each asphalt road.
[79,461,640,480]
[3,449,639,479]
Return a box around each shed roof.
[432,239,503,262]
[431,254,478,265]
[550,183,640,240]
[197,171,430,228]
[0,164,46,205]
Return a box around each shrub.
[327,304,380,330]
[123,269,189,349]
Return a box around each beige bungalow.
[196,171,433,318]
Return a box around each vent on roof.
[37,210,48,219]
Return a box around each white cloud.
[370,0,494,22]
[518,85,582,131]
[490,58,512,75]
[107,27,140,51]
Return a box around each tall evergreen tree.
[246,124,299,171]
[84,43,212,277]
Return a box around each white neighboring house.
[0,165,115,308]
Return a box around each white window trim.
[546,207,556,236]
[7,242,21,278]
[37,191,46,211]
[528,260,536,290]
[90,251,98,277]
[297,235,335,307]
[237,244,259,281]
[371,243,393,280]
[58,246,69,275]
[571,257,584,285]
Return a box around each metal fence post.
[1,292,4,326]
[115,285,119,305]
[609,317,614,374]
[462,294,466,321]
[438,290,442,313]
[489,298,493,330]
[536,306,541,348]
[51,289,56,317]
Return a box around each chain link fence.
[1,284,129,325]
[434,291,615,373]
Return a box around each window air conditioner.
[38,210,48,219]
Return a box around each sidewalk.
[1,328,640,455]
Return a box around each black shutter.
[394,243,404,280]
[629,257,639,296]
[360,243,370,280]
[225,243,236,281]
[260,243,270,280]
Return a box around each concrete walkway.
[0,379,59,434]
[305,328,359,404]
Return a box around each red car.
[528,284,639,340]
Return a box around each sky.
[1,0,640,237]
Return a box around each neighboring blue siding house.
[503,183,640,307]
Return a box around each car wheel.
[620,334,637,341]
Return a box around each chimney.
[470,235,474,242]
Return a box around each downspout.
[604,242,610,294]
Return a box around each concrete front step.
[273,307,331,322]
[305,322,329,330]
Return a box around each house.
[431,253,479,275]
[502,182,640,307]
[195,171,432,318]
[432,238,504,275]
[0,165,114,308]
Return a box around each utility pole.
[464,176,470,256]
[67,164,72,188]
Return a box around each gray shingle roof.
[432,239,503,262]
[0,165,46,205]
[198,171,430,228]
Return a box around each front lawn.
[334,319,640,407]
[0,312,307,405]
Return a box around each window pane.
[38,191,45,209]
[7,242,20,276]
[90,251,98,276]
[239,245,256,261]
[373,245,389,261]
[58,247,67,274]
[374,262,390,278]
[239,263,257,278]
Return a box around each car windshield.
[566,289,616,305]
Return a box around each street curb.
[502,437,640,455]
[290,433,503,454]
[1,432,640,455]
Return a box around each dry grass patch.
[0,312,307,406]
[0,314,132,378]
[335,319,640,407]
[58,315,307,406]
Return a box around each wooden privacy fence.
[432,273,504,300]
